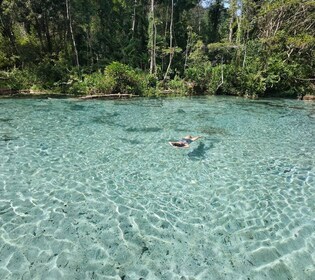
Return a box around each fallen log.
[303,95,315,101]
[0,88,19,95]
[80,93,138,100]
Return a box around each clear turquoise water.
[0,96,314,280]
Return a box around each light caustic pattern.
[0,97,314,279]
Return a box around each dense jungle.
[0,0,314,98]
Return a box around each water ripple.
[0,97,314,279]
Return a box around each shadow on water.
[92,112,122,127]
[33,105,51,112]
[92,116,107,124]
[125,127,162,133]
[0,118,13,123]
[196,110,216,120]
[239,100,306,111]
[200,126,228,136]
[0,134,18,142]
[134,99,164,108]
[188,142,212,161]
[119,137,142,145]
[69,104,87,111]
[114,99,163,107]
[174,128,191,133]
[308,110,315,120]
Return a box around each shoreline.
[0,89,314,101]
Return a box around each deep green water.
[0,97,315,280]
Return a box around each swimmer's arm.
[191,136,202,141]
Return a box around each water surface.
[0,97,315,279]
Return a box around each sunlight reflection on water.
[0,96,314,279]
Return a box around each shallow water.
[0,96,315,280]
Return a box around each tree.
[66,0,79,68]
[207,0,226,43]
[163,0,174,80]
[148,0,157,75]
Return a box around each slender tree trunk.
[236,16,242,45]
[242,45,247,67]
[242,29,249,68]
[149,0,156,75]
[228,0,237,43]
[184,26,192,71]
[66,0,80,68]
[43,12,53,53]
[86,27,93,69]
[228,18,234,43]
[216,57,224,91]
[33,18,45,53]
[164,6,169,38]
[164,0,174,81]
[184,39,189,71]
[132,0,137,34]
[0,15,19,61]
[197,2,201,34]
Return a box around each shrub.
[34,58,69,89]
[80,72,113,95]
[185,62,212,94]
[67,63,153,96]
[104,62,143,95]
[0,68,37,90]
[207,65,224,95]
[166,75,190,95]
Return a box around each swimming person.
[169,135,202,148]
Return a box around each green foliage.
[207,0,227,43]
[0,0,313,98]
[164,75,190,96]
[34,58,70,89]
[104,62,144,95]
[207,65,224,95]
[66,72,111,95]
[185,64,212,93]
[238,67,266,96]
[0,69,37,90]
[184,40,212,93]
[67,62,155,96]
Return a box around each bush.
[104,62,143,95]
[67,62,155,96]
[34,58,70,89]
[164,75,190,96]
[79,72,113,95]
[207,65,224,95]
[185,62,212,94]
[0,68,37,90]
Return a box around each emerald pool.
[0,97,315,279]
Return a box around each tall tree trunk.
[132,0,137,35]
[43,12,53,53]
[163,0,174,81]
[66,0,80,68]
[85,27,93,69]
[0,14,19,64]
[197,2,202,34]
[184,26,192,71]
[149,0,156,75]
[33,17,45,54]
[228,0,237,43]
